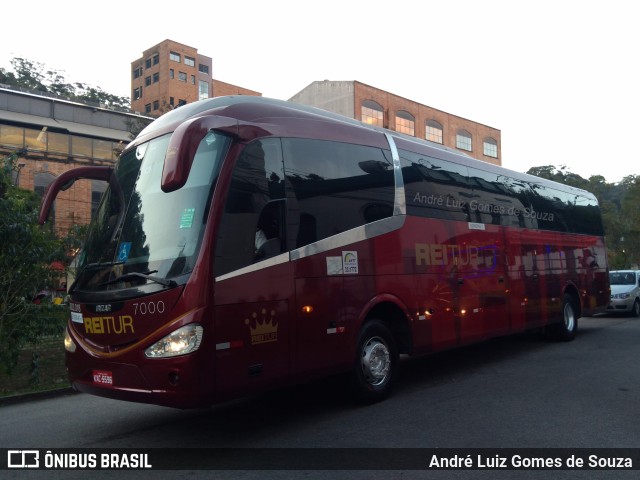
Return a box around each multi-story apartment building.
[289,80,501,166]
[130,39,261,115]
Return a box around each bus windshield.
[73,131,231,296]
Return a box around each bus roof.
[135,96,596,201]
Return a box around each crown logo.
[245,308,278,345]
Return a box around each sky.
[2,0,637,183]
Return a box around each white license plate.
[92,370,113,387]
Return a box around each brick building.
[0,86,151,234]
[130,39,261,115]
[289,80,501,165]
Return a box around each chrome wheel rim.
[360,336,391,386]
[564,301,575,332]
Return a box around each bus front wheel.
[350,319,398,404]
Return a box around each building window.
[93,139,113,160]
[184,56,195,67]
[133,87,143,100]
[48,132,69,154]
[169,69,174,79]
[178,99,187,106]
[153,100,160,111]
[91,180,107,219]
[133,67,143,79]
[71,136,92,157]
[361,100,384,127]
[395,110,415,136]
[456,130,472,151]
[199,64,209,75]
[426,120,443,144]
[35,172,56,227]
[190,75,195,85]
[145,104,151,113]
[169,97,174,106]
[34,172,55,198]
[170,51,181,62]
[152,54,159,65]
[0,125,23,146]
[199,81,209,100]
[178,71,187,82]
[153,72,159,83]
[145,58,151,69]
[483,138,498,158]
[25,127,46,151]
[145,76,151,87]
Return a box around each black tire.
[632,299,640,318]
[350,319,398,404]
[547,293,578,341]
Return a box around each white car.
[608,270,640,317]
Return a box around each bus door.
[212,139,293,398]
[214,265,293,398]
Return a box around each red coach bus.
[39,96,609,408]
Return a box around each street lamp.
[15,162,26,186]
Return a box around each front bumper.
[607,298,634,312]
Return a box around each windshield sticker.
[180,208,196,229]
[117,242,132,262]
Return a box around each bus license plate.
[93,370,113,387]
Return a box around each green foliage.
[0,152,67,373]
[2,57,130,109]
[528,165,640,269]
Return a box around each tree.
[616,176,640,268]
[1,57,131,109]
[0,151,67,373]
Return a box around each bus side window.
[214,139,286,277]
[282,138,394,248]
[400,150,471,222]
[254,199,285,261]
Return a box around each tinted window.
[467,167,523,226]
[570,194,604,236]
[215,139,286,276]
[400,149,471,222]
[282,138,394,248]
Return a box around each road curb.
[0,387,76,407]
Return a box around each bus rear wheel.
[547,293,578,341]
[350,319,398,404]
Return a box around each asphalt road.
[1,315,639,480]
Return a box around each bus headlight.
[64,329,76,353]
[145,324,203,358]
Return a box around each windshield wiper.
[99,270,177,288]
[81,261,125,272]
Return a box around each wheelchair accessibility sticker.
[117,242,132,262]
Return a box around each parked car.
[608,270,640,317]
